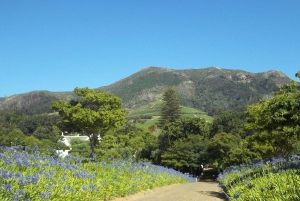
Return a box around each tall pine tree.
[159,87,181,126]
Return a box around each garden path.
[113,181,228,201]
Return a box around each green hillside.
[127,95,213,130]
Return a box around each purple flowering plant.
[217,154,300,200]
[0,146,193,201]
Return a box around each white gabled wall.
[56,132,89,157]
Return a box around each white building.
[56,132,98,157]
[59,133,89,147]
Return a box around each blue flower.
[10,194,21,201]
[2,184,13,192]
[38,192,52,199]
[26,174,40,185]
[16,189,26,196]
[44,184,53,190]
[82,186,88,191]
[233,193,241,199]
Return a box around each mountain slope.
[99,66,291,115]
[0,67,292,115]
[0,91,76,115]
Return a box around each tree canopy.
[158,117,209,172]
[207,132,262,169]
[210,110,246,138]
[51,87,126,158]
[95,120,158,162]
[244,80,300,156]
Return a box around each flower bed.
[0,146,194,201]
[217,155,300,200]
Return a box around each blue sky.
[1,0,299,97]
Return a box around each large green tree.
[51,87,126,159]
[208,132,260,169]
[98,121,158,162]
[159,87,181,126]
[159,117,210,152]
[158,117,209,170]
[210,111,246,138]
[161,134,208,172]
[244,78,300,156]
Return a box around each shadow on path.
[197,190,228,201]
[113,182,228,201]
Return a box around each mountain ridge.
[98,66,291,114]
[0,67,292,115]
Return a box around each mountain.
[98,66,291,115]
[0,67,292,115]
[0,91,76,115]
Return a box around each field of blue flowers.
[0,146,194,201]
[217,154,300,201]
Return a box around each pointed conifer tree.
[159,87,181,126]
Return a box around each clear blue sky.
[1,0,299,97]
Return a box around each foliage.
[0,129,28,147]
[69,138,90,157]
[0,146,194,201]
[3,113,62,142]
[158,117,209,171]
[0,110,26,126]
[159,117,210,150]
[0,110,70,153]
[218,155,300,200]
[0,128,67,155]
[208,133,242,169]
[161,134,208,171]
[244,81,300,156]
[0,110,25,132]
[243,135,274,160]
[210,111,246,138]
[159,87,181,126]
[96,135,122,160]
[51,87,126,158]
[97,121,158,162]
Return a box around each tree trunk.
[90,134,95,160]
